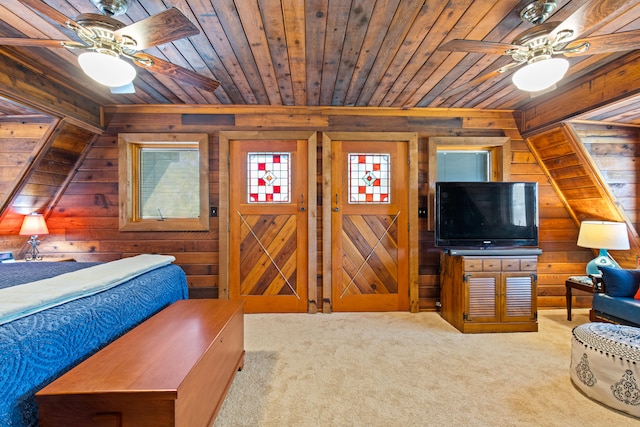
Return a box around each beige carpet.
[213,309,638,426]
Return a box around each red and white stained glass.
[349,153,390,204]
[247,152,290,203]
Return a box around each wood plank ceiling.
[0,0,639,125]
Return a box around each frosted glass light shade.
[512,57,569,92]
[78,52,136,87]
[19,213,49,236]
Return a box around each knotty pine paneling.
[0,106,599,309]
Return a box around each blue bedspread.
[0,262,102,290]
[0,262,189,427]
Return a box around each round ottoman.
[571,322,640,418]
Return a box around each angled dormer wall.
[526,123,640,269]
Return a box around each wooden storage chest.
[36,299,245,427]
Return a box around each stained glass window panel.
[247,152,291,203]
[348,153,391,204]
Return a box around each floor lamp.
[577,221,630,275]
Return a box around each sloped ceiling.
[0,0,638,128]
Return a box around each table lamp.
[577,220,629,275]
[19,213,49,261]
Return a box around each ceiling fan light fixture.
[90,0,128,17]
[78,51,136,87]
[519,1,558,24]
[512,57,569,92]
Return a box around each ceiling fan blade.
[563,30,640,57]
[21,0,80,28]
[114,8,199,50]
[439,39,523,55]
[132,53,219,92]
[0,37,83,48]
[440,62,523,99]
[549,0,639,43]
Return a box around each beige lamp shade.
[577,221,629,250]
[19,213,49,236]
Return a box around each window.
[348,153,391,204]
[437,151,490,182]
[118,133,209,231]
[428,137,510,230]
[247,152,291,203]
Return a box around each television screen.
[435,181,539,248]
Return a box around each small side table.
[565,276,599,321]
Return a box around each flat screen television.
[435,181,539,248]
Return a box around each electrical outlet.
[210,207,218,217]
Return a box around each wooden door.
[330,140,409,311]
[229,139,308,313]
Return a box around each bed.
[0,255,189,427]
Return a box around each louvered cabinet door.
[465,273,500,323]
[503,273,537,323]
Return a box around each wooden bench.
[36,299,244,427]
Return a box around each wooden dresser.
[36,299,244,427]
[439,250,539,333]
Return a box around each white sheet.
[0,254,175,325]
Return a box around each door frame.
[322,132,419,313]
[219,131,318,313]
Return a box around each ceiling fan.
[438,0,640,97]
[0,0,220,94]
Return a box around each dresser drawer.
[481,259,502,271]
[501,259,521,271]
[463,259,483,271]
[521,258,538,271]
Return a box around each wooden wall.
[574,123,640,234]
[0,106,596,310]
[0,115,55,213]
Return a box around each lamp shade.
[19,213,49,236]
[512,57,569,92]
[78,52,136,87]
[577,221,629,250]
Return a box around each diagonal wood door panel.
[239,214,298,296]
[340,215,399,296]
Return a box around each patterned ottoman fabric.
[571,322,640,418]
